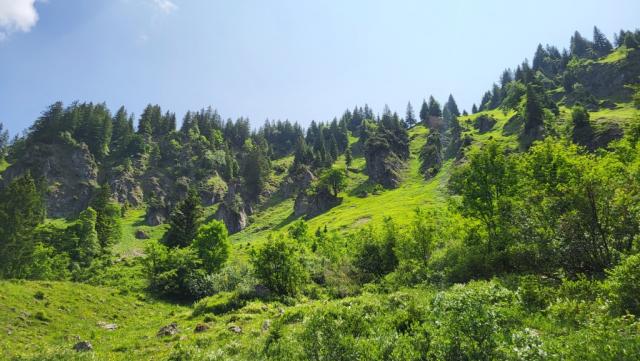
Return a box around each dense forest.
[1,26,640,360]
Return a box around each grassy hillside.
[0,281,191,360]
[230,125,449,249]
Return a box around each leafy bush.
[192,291,246,316]
[143,241,204,300]
[192,220,230,273]
[607,253,640,316]
[251,236,308,297]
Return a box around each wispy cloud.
[152,0,177,14]
[0,0,39,40]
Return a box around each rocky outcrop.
[419,132,443,180]
[294,188,341,218]
[109,167,143,207]
[573,121,623,151]
[215,182,248,234]
[568,49,640,102]
[1,142,98,218]
[364,139,403,189]
[282,165,316,197]
[215,202,248,234]
[474,115,497,133]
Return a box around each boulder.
[194,324,209,333]
[228,325,242,334]
[97,321,117,331]
[73,341,93,352]
[157,322,179,337]
[135,230,150,240]
[215,202,248,234]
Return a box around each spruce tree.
[523,84,544,132]
[570,31,592,58]
[592,26,613,56]
[405,102,417,128]
[419,99,429,125]
[91,184,122,249]
[427,96,442,117]
[472,104,478,114]
[163,188,203,248]
[345,146,352,168]
[444,94,460,117]
[532,44,547,71]
[0,173,45,278]
[75,207,101,267]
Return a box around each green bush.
[607,254,640,316]
[192,291,246,316]
[192,220,230,273]
[251,236,308,297]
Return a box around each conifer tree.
[242,137,271,200]
[592,26,613,56]
[532,44,547,71]
[405,102,417,128]
[0,173,45,278]
[0,122,8,160]
[345,145,352,168]
[91,184,122,249]
[163,188,203,248]
[75,207,101,267]
[419,99,429,125]
[444,94,460,117]
[523,84,544,132]
[570,31,592,58]
[427,96,442,117]
[471,104,478,114]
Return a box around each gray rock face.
[1,142,98,218]
[364,143,403,189]
[109,169,143,207]
[215,202,248,234]
[474,115,497,134]
[570,50,640,102]
[294,189,341,218]
[282,166,316,197]
[215,182,249,234]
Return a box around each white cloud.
[0,0,39,40]
[152,0,177,14]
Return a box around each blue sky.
[0,0,639,135]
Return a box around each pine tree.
[444,94,460,117]
[471,104,478,114]
[592,26,613,56]
[570,31,592,58]
[500,69,513,88]
[532,44,547,71]
[75,207,101,267]
[419,99,429,125]
[523,84,544,132]
[91,184,122,250]
[0,173,45,278]
[427,96,442,117]
[345,146,352,168]
[242,137,271,201]
[163,188,204,248]
[0,122,8,160]
[405,102,417,128]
